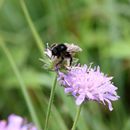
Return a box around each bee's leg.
[67,57,72,66]
[69,56,72,66]
[65,53,72,66]
[56,56,64,67]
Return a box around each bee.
[45,43,82,68]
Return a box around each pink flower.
[58,64,120,111]
[0,114,37,130]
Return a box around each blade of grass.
[0,0,4,9]
[0,37,42,130]
[20,0,44,55]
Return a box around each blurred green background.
[0,0,129,130]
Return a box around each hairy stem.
[71,105,82,130]
[44,74,57,130]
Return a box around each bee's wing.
[65,43,82,53]
[50,43,58,49]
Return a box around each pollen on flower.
[57,64,120,111]
[0,114,37,130]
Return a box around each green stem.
[71,105,82,130]
[0,39,42,130]
[20,0,44,55]
[0,0,4,9]
[44,74,57,130]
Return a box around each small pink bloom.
[0,114,37,130]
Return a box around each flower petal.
[0,120,6,130]
[76,95,85,105]
[105,99,113,111]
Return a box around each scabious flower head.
[58,64,120,111]
[0,114,37,130]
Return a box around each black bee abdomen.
[57,44,67,51]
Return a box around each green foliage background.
[0,0,129,129]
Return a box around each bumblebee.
[45,43,82,68]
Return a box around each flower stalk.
[71,105,82,130]
[44,74,57,130]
